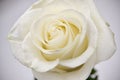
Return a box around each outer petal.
[9,33,59,72]
[8,1,61,71]
[8,8,43,42]
[7,0,74,42]
[30,0,56,10]
[30,0,71,14]
[32,53,96,80]
[88,0,116,63]
[7,7,60,72]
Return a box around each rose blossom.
[8,0,116,80]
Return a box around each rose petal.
[31,0,55,10]
[9,33,59,72]
[8,8,42,42]
[30,10,88,60]
[32,53,96,80]
[59,17,98,68]
[88,0,116,62]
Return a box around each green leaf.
[86,68,98,80]
[34,78,37,80]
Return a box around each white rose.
[8,0,116,80]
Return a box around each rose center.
[47,25,66,41]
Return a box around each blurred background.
[0,0,120,80]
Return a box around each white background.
[0,0,120,80]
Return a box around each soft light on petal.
[32,53,96,80]
[9,33,59,72]
[88,0,116,63]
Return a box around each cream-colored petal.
[30,0,56,10]
[64,0,90,17]
[8,9,42,42]
[35,0,74,15]
[63,53,96,80]
[88,0,116,63]
[30,10,87,56]
[59,17,98,68]
[8,0,89,42]
[9,33,59,72]
[32,53,96,80]
[59,47,95,68]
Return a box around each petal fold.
[9,33,59,72]
[32,53,96,80]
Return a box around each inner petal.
[69,23,80,38]
[30,10,88,61]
